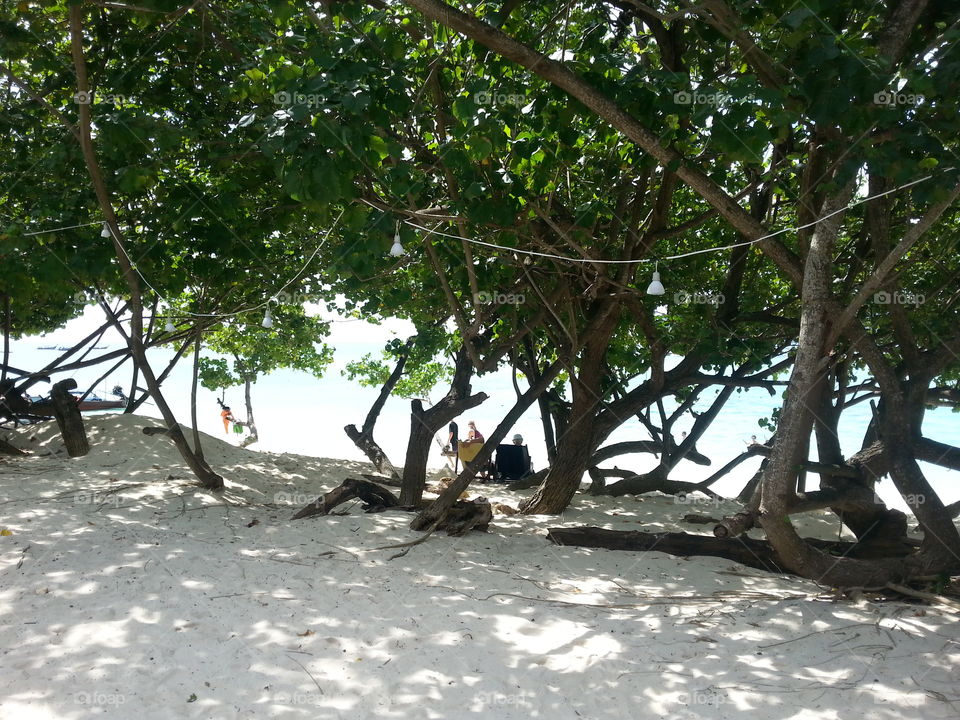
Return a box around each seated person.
[463,420,483,444]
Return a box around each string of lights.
[19,167,945,317]
[405,171,936,265]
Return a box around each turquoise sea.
[5,307,958,514]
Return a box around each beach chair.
[494,444,531,482]
[458,441,494,481]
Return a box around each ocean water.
[5,307,957,514]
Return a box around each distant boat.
[69,391,125,412]
[39,346,56,350]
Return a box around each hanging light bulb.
[262,308,274,328]
[389,230,405,257]
[646,262,666,296]
[100,222,112,238]
[164,318,176,333]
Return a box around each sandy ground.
[0,415,957,720]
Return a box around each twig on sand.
[375,519,442,560]
[286,653,324,695]
[884,583,960,612]
[758,622,880,649]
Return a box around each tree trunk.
[50,379,89,457]
[69,7,222,490]
[758,187,859,581]
[239,375,259,447]
[519,392,597,514]
[124,358,140,413]
[520,303,621,514]
[1,293,9,384]
[398,346,487,506]
[189,331,204,461]
[344,343,409,475]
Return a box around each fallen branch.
[547,526,917,576]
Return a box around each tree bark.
[50,379,89,457]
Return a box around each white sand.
[1,415,957,719]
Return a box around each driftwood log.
[291,477,493,535]
[291,477,400,520]
[547,526,919,575]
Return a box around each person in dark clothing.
[447,421,459,451]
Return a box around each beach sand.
[1,415,957,719]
